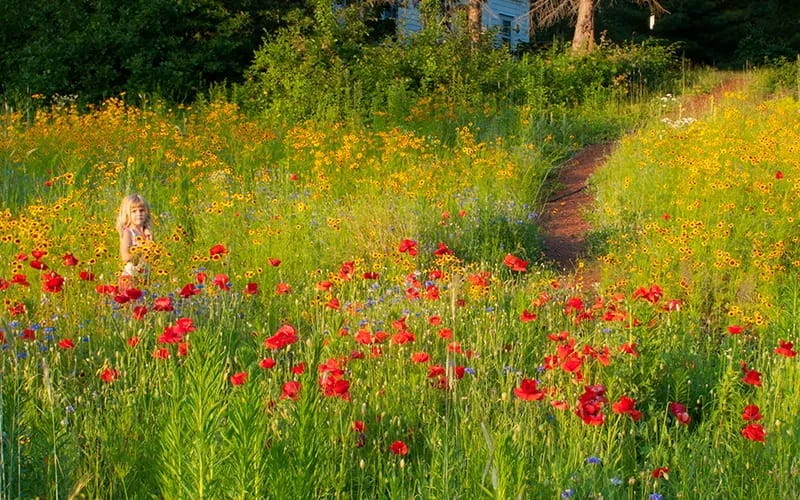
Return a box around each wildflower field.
[1,81,799,499]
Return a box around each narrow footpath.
[538,77,748,290]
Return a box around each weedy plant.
[0,54,798,499]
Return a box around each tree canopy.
[0,0,797,103]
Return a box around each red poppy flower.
[268,258,281,267]
[11,274,30,286]
[468,272,490,288]
[741,423,766,442]
[259,358,276,369]
[575,385,607,425]
[668,402,691,425]
[503,254,528,272]
[741,369,762,386]
[209,244,228,257]
[775,170,784,179]
[319,374,350,400]
[79,270,95,281]
[433,242,453,256]
[7,302,25,315]
[291,362,306,374]
[244,282,259,295]
[178,342,190,357]
[390,440,409,455]
[94,284,115,295]
[212,274,231,290]
[58,338,75,349]
[428,315,442,325]
[264,324,299,350]
[339,261,355,280]
[564,297,584,315]
[275,282,291,295]
[158,326,183,344]
[153,297,173,311]
[179,283,201,298]
[175,317,196,333]
[31,249,47,259]
[391,330,415,345]
[22,329,35,341]
[61,253,79,266]
[774,340,797,358]
[128,336,141,348]
[410,352,430,363]
[547,331,570,342]
[99,368,120,383]
[632,284,663,303]
[438,328,453,339]
[727,325,744,335]
[230,372,248,386]
[132,306,148,320]
[619,342,639,356]
[652,467,669,479]
[316,280,333,291]
[30,260,48,270]
[326,297,340,310]
[398,239,418,256]
[196,272,207,284]
[742,404,762,421]
[281,381,301,400]
[611,396,642,421]
[352,420,365,433]
[362,271,380,280]
[519,309,537,322]
[514,378,545,401]
[152,348,170,359]
[42,271,65,293]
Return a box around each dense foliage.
[0,0,311,102]
[1,1,797,105]
[0,71,799,498]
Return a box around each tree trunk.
[467,0,483,44]
[571,0,595,54]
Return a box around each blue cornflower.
[585,456,602,465]
[610,477,623,486]
[561,489,575,499]
[649,494,664,500]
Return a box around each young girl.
[116,194,153,292]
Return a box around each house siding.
[396,1,530,48]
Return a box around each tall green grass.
[1,54,799,498]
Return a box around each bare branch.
[529,0,579,29]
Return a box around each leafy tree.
[0,0,312,103]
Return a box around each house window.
[499,14,513,44]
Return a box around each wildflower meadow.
[1,74,799,499]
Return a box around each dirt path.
[540,142,613,287]
[539,77,748,289]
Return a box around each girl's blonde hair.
[116,194,153,234]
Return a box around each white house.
[395,0,531,48]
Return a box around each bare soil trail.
[539,77,748,290]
